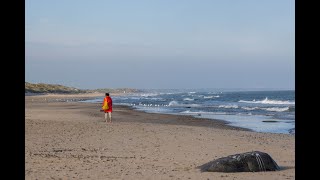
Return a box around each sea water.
[81,89,295,135]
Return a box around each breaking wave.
[239,97,294,105]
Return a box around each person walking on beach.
[102,93,113,123]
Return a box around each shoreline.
[25,95,295,179]
[26,93,294,135]
[25,94,251,132]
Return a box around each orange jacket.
[102,96,112,112]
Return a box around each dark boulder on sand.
[198,151,280,172]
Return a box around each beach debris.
[198,151,280,172]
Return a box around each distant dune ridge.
[25,82,141,94]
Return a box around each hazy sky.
[25,0,294,90]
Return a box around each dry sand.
[25,94,295,180]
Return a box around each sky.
[25,0,295,90]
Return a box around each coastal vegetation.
[25,82,140,94]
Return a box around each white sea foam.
[168,101,179,106]
[183,98,194,101]
[242,106,290,112]
[140,93,159,97]
[218,105,238,109]
[144,97,164,100]
[242,107,259,111]
[188,104,201,107]
[263,107,290,112]
[115,102,132,106]
[203,96,214,99]
[180,111,226,115]
[239,97,295,105]
[168,101,200,107]
[179,110,203,116]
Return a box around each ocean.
[81,89,295,135]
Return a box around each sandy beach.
[25,94,295,179]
